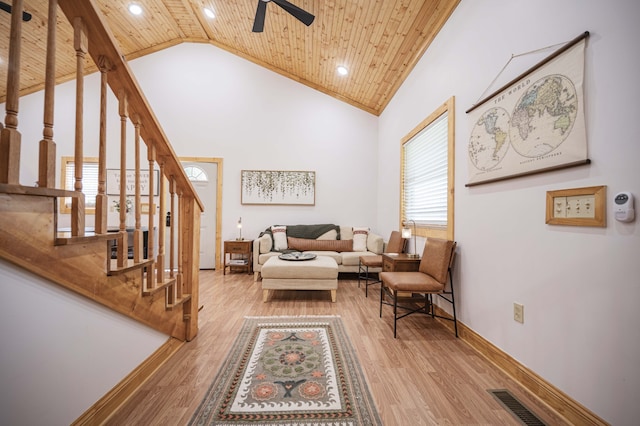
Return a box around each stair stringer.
[0,191,187,340]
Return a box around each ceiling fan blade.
[252,0,267,33]
[0,1,32,22]
[272,0,315,26]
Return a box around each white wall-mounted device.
[614,192,635,222]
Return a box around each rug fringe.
[215,423,357,426]
[244,315,341,319]
[214,423,357,426]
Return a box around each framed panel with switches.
[545,185,606,227]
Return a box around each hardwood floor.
[105,270,569,425]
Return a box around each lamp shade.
[236,217,243,240]
[402,219,419,257]
[401,227,412,238]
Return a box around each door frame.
[180,157,224,270]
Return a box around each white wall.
[378,1,640,425]
[0,259,168,426]
[126,43,380,240]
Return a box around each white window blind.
[64,161,99,208]
[402,111,448,227]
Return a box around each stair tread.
[0,183,76,198]
[143,276,177,295]
[55,232,117,245]
[108,258,154,275]
[167,294,192,311]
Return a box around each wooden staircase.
[0,0,202,341]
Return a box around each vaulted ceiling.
[0,0,459,115]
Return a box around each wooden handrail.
[57,0,203,213]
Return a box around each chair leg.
[450,269,458,337]
[393,291,398,338]
[379,282,384,317]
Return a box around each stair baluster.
[38,0,58,189]
[0,0,23,185]
[71,17,87,237]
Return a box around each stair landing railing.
[0,0,202,341]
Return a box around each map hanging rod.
[466,31,590,114]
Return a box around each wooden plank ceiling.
[0,0,459,116]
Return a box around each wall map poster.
[466,36,588,186]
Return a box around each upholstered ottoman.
[261,256,339,302]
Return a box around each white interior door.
[182,161,217,269]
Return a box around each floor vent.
[488,389,547,426]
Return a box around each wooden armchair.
[358,230,407,297]
[379,238,457,338]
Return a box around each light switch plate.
[514,303,524,324]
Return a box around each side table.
[223,240,253,275]
[382,253,421,272]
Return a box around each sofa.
[253,224,384,281]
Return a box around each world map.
[468,74,578,172]
[469,107,511,171]
[466,36,587,185]
[510,75,578,157]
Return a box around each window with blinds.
[61,157,99,212]
[401,97,455,239]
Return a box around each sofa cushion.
[317,229,338,240]
[288,237,353,253]
[271,225,288,251]
[259,234,272,254]
[259,251,281,265]
[353,227,369,251]
[340,226,353,240]
[367,233,384,254]
[342,251,377,266]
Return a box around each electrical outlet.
[513,303,524,323]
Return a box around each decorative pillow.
[271,225,288,251]
[259,234,272,254]
[340,226,353,240]
[317,229,338,240]
[287,237,353,253]
[352,227,369,252]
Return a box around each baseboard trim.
[72,337,184,425]
[433,307,607,426]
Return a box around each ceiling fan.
[0,1,32,22]
[252,0,314,33]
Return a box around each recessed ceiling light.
[204,8,215,19]
[337,66,348,76]
[128,4,143,15]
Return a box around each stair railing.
[0,0,202,341]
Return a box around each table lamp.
[402,219,419,257]
[236,217,243,240]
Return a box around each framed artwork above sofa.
[241,170,315,205]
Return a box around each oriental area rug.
[189,316,382,425]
